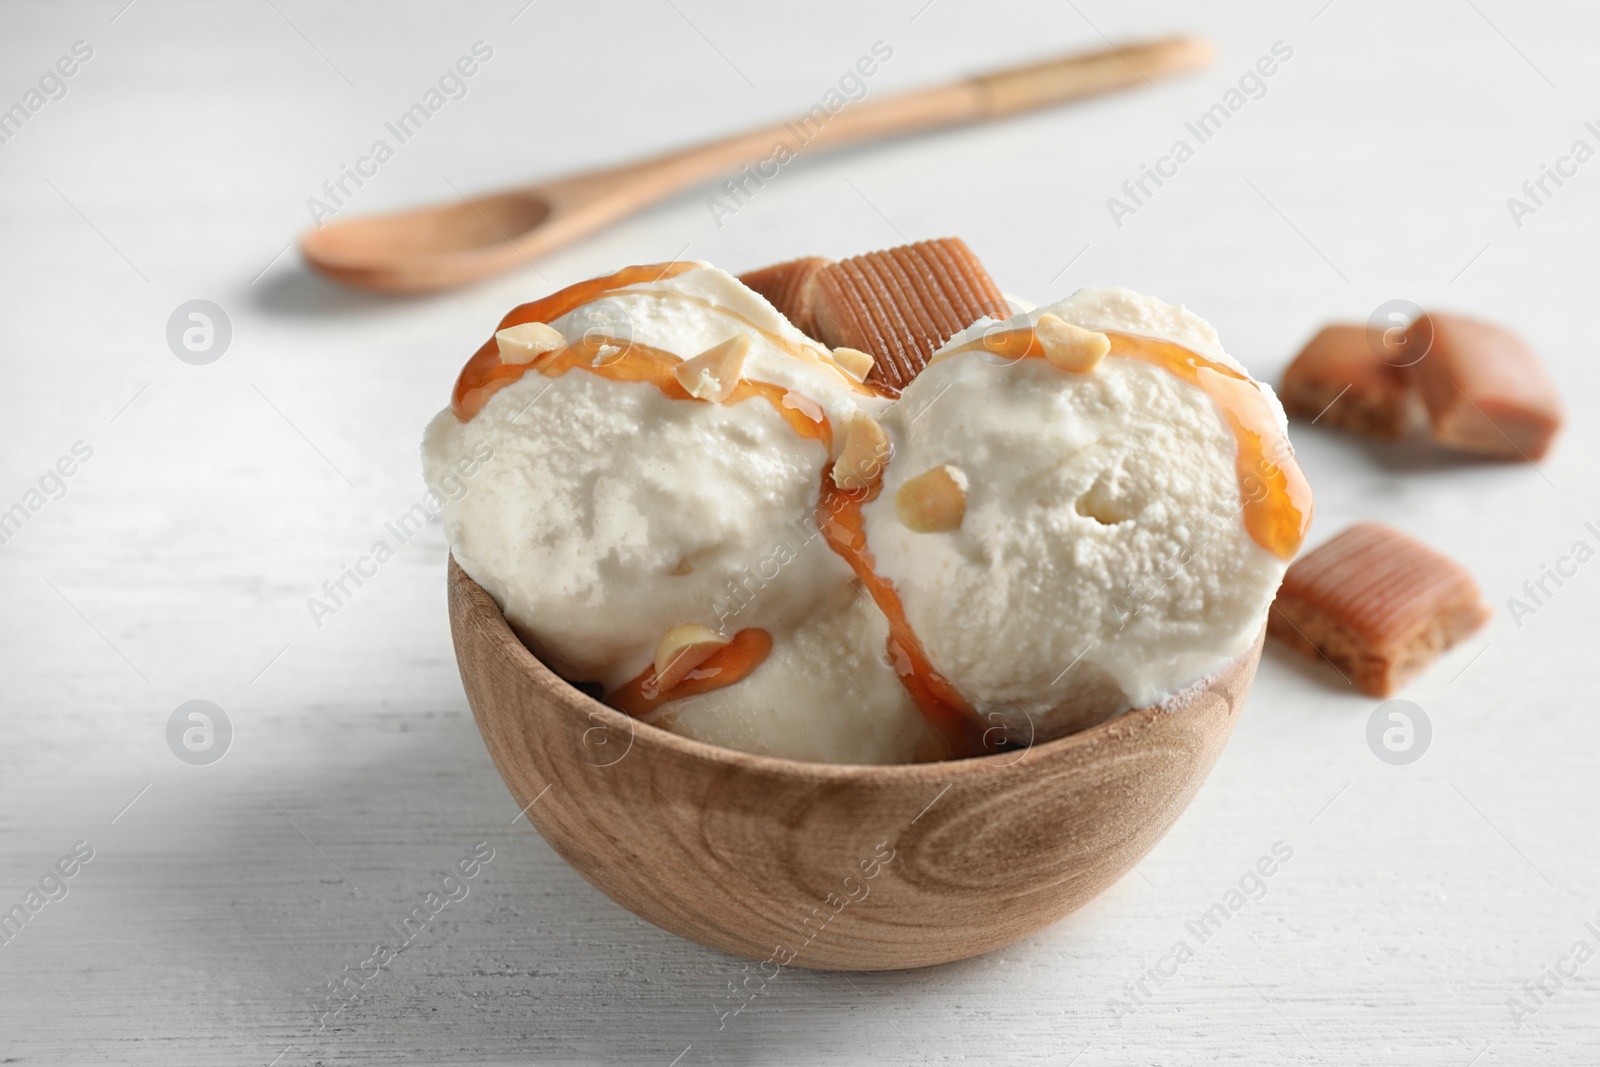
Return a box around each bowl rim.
[451,555,1252,785]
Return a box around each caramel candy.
[738,256,832,337]
[807,238,1011,396]
[1268,522,1490,696]
[1280,325,1413,440]
[1405,312,1562,460]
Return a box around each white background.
[2,1,1597,1063]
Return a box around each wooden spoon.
[448,558,1260,970]
[302,36,1212,294]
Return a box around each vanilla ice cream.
[426,264,857,685]
[426,259,1309,765]
[424,262,935,763]
[643,580,932,764]
[860,287,1305,740]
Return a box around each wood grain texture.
[449,558,1260,970]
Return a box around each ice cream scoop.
[424,261,934,762]
[637,579,933,764]
[856,287,1310,743]
[425,263,854,683]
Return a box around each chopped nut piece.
[1267,522,1490,696]
[831,346,876,382]
[495,321,566,364]
[672,335,750,402]
[1034,314,1109,373]
[895,465,968,532]
[831,413,891,492]
[653,624,731,691]
[808,238,1011,396]
[1405,312,1562,460]
[1280,324,1414,440]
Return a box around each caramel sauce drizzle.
[452,260,872,422]
[616,288,877,395]
[521,334,834,448]
[1107,330,1312,561]
[470,333,826,713]
[938,325,1313,560]
[452,261,701,421]
[449,263,846,715]
[609,628,774,719]
[450,268,1310,750]
[815,323,1312,757]
[815,475,996,761]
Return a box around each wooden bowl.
[448,558,1260,971]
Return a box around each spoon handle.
[303,36,1213,292]
[807,34,1213,147]
[541,36,1213,213]
[967,35,1214,117]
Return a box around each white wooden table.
[3,1,1597,1062]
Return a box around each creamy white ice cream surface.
[425,266,863,686]
[423,264,1305,764]
[861,287,1293,738]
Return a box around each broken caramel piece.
[1280,325,1413,440]
[1405,312,1562,460]
[1267,522,1490,696]
[738,256,832,337]
[807,238,1012,396]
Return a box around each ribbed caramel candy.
[738,256,832,338]
[1405,312,1562,461]
[1267,522,1490,696]
[807,238,1011,396]
[1280,325,1414,440]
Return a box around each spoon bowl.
[300,191,552,293]
[448,557,1261,970]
